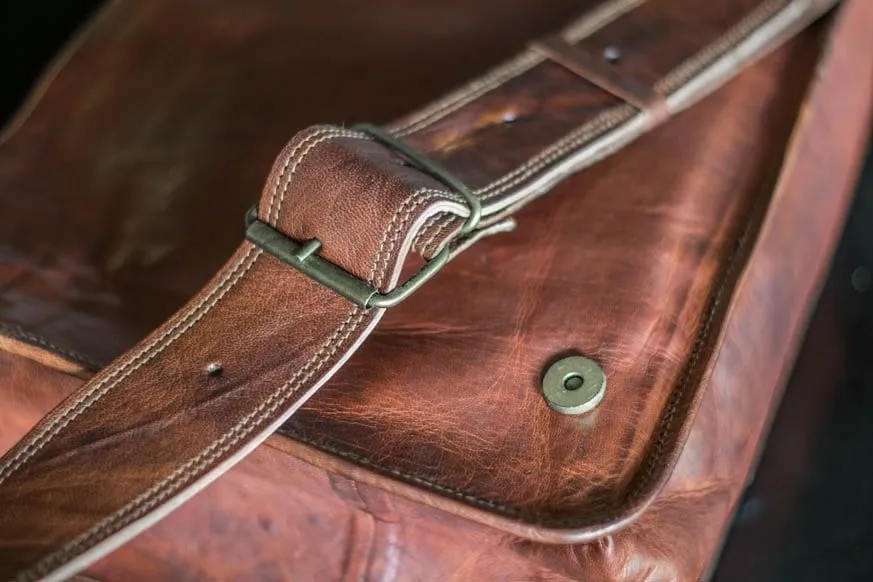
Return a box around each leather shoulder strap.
[0,0,835,579]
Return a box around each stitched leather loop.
[531,35,670,126]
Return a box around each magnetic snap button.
[541,355,606,415]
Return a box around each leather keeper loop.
[531,35,670,127]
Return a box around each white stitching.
[414,212,457,256]
[22,180,443,582]
[21,308,367,582]
[390,52,542,137]
[0,246,262,486]
[8,0,803,572]
[475,106,634,199]
[368,189,444,286]
[389,0,641,136]
[271,128,362,223]
[0,129,381,489]
[265,127,336,223]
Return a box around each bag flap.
[278,3,831,540]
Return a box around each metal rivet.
[603,46,621,63]
[206,362,223,377]
[542,356,606,415]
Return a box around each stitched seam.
[474,0,791,201]
[561,0,647,43]
[408,0,792,254]
[367,190,446,286]
[475,105,635,200]
[389,0,642,136]
[629,168,766,505]
[391,52,542,137]
[654,0,790,95]
[0,247,261,487]
[0,324,102,371]
[265,127,336,223]
[414,212,456,256]
[20,308,366,582]
[407,0,789,212]
[287,431,523,516]
[6,0,803,566]
[413,213,447,253]
[287,0,804,528]
[286,189,760,527]
[268,127,362,224]
[22,177,448,580]
[0,129,375,489]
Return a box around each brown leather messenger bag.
[0,0,872,579]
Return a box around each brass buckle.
[245,124,481,309]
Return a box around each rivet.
[541,355,606,415]
[603,46,622,63]
[206,362,223,377]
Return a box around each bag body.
[0,0,871,580]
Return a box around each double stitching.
[0,246,261,488]
[4,0,808,571]
[18,140,455,581]
[0,130,376,495]
[285,0,806,530]
[390,0,640,137]
[269,127,363,224]
[411,0,793,248]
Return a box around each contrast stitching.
[270,128,363,224]
[367,190,445,286]
[288,0,805,527]
[6,0,805,570]
[22,308,366,582]
[475,105,635,200]
[0,246,261,487]
[22,182,444,582]
[414,212,456,256]
[561,0,647,43]
[411,0,792,249]
[265,127,338,223]
[654,0,790,95]
[285,171,764,527]
[389,0,643,137]
[0,129,372,491]
[391,52,542,137]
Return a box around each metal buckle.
[245,124,481,309]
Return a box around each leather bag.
[0,0,871,580]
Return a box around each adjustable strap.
[0,128,476,582]
[0,0,836,579]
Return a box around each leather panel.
[282,27,827,531]
[0,0,860,580]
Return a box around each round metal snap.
[541,355,606,415]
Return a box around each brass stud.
[541,356,606,415]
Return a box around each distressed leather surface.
[1,0,864,580]
[84,9,873,575]
[283,26,828,536]
[0,0,599,365]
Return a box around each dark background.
[1,1,871,580]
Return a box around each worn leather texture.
[0,0,870,580]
